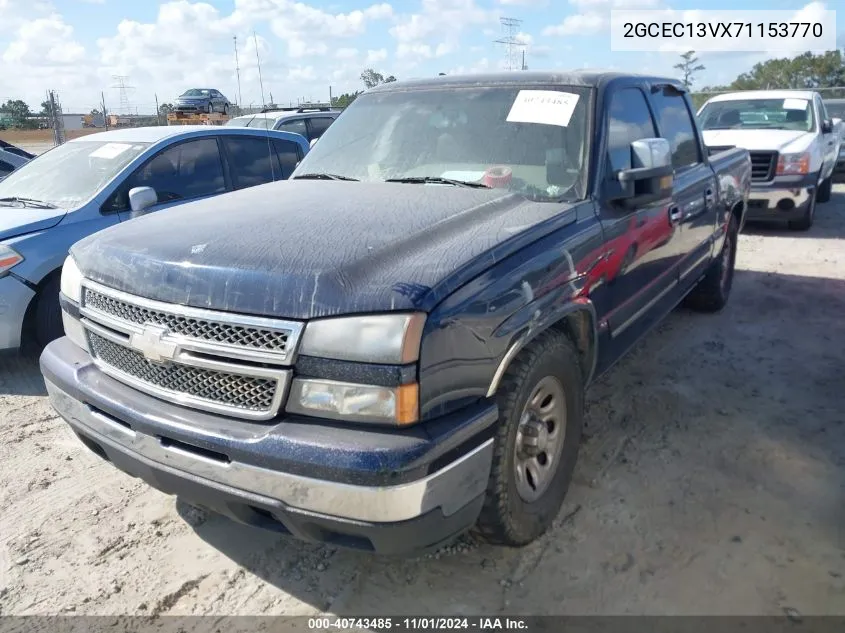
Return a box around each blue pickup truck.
[0,126,309,351]
[42,72,750,555]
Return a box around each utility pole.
[253,30,266,108]
[494,17,523,71]
[154,93,161,125]
[101,91,109,130]
[234,36,242,108]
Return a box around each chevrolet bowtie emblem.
[130,324,178,364]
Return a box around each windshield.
[181,89,210,97]
[0,140,149,208]
[246,117,274,130]
[699,98,815,132]
[294,85,592,201]
[225,116,254,127]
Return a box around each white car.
[697,90,840,230]
[0,140,34,180]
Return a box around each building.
[60,113,87,131]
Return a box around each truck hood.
[0,206,67,240]
[702,129,814,153]
[71,180,576,320]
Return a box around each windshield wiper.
[384,176,491,189]
[292,173,359,181]
[0,196,58,209]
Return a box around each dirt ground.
[1,187,844,617]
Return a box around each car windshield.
[294,85,592,201]
[225,116,254,127]
[699,98,815,132]
[825,102,845,119]
[0,140,149,208]
[182,89,210,97]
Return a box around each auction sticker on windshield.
[89,143,132,159]
[783,98,808,110]
[506,90,579,127]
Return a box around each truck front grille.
[88,332,279,414]
[83,288,290,353]
[749,151,777,182]
[78,280,302,421]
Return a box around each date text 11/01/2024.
[621,21,824,38]
[307,617,529,631]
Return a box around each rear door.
[274,117,309,140]
[221,135,284,189]
[648,84,717,290]
[598,86,680,343]
[305,116,335,141]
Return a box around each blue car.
[174,88,231,114]
[0,125,309,350]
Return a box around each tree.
[90,108,101,116]
[0,99,33,127]
[158,102,175,116]
[332,91,361,108]
[674,50,705,90]
[40,100,53,116]
[384,75,396,83]
[360,68,397,89]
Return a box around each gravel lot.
[1,186,844,617]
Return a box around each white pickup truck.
[697,90,840,230]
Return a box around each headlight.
[776,152,810,175]
[299,313,426,364]
[60,255,83,303]
[0,244,24,275]
[286,378,419,425]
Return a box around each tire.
[788,190,817,231]
[35,274,63,348]
[685,214,738,313]
[474,331,584,546]
[223,104,229,116]
[207,103,214,114]
[817,175,832,204]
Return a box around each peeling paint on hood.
[70,180,578,320]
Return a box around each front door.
[596,86,682,365]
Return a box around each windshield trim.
[292,83,594,204]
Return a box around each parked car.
[174,89,231,114]
[823,98,845,181]
[0,139,35,179]
[0,125,309,351]
[697,90,840,230]
[225,106,340,143]
[43,71,750,555]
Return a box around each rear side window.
[105,138,225,211]
[0,160,13,177]
[223,136,281,189]
[276,119,308,138]
[606,88,657,174]
[650,88,700,169]
[307,117,334,140]
[273,140,302,179]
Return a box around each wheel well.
[730,200,745,228]
[548,309,595,385]
[20,267,62,347]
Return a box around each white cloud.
[366,48,387,63]
[497,0,547,5]
[335,47,359,59]
[545,0,660,36]
[390,0,496,61]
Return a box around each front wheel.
[474,331,584,546]
[206,103,214,114]
[684,214,738,313]
[35,274,64,347]
[817,175,832,204]
[788,190,816,231]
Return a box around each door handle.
[704,188,716,206]
[669,206,682,223]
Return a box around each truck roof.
[367,70,685,93]
[65,125,295,144]
[707,90,819,103]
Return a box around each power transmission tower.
[494,17,523,71]
[111,75,134,115]
[234,36,242,109]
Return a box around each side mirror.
[821,119,833,134]
[128,186,158,216]
[613,138,674,207]
[309,138,318,149]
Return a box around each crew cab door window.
[273,140,302,179]
[276,118,308,138]
[649,88,701,170]
[104,138,226,212]
[222,135,282,189]
[0,160,13,178]
[606,88,658,175]
[306,117,334,141]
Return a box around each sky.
[0,0,842,115]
